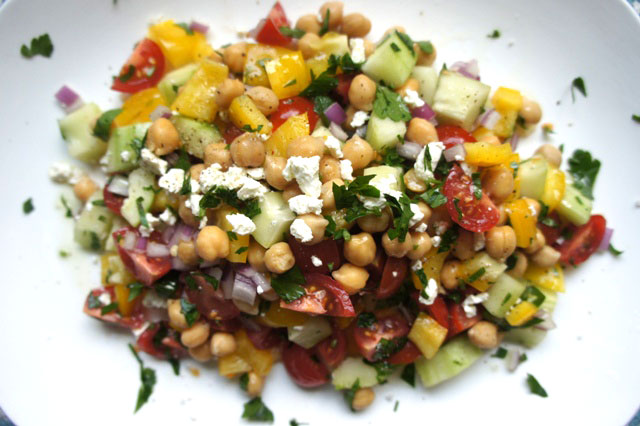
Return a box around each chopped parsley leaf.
[419,179,448,208]
[180,298,200,327]
[128,344,157,413]
[390,42,401,52]
[93,108,122,141]
[118,65,136,83]
[319,9,330,36]
[373,86,412,122]
[471,172,482,200]
[520,353,528,363]
[136,197,149,228]
[200,186,261,218]
[571,77,587,102]
[242,397,274,422]
[60,196,72,217]
[394,401,399,412]
[127,282,144,301]
[438,227,459,253]
[372,337,408,362]
[381,146,405,168]
[313,95,334,126]
[491,347,508,358]
[168,357,180,376]
[279,26,306,38]
[239,373,249,391]
[453,198,463,220]
[236,246,249,255]
[487,29,501,39]
[59,250,70,258]
[227,230,238,241]
[242,124,264,133]
[175,22,194,35]
[20,33,54,58]
[343,379,360,412]
[466,267,486,283]
[356,312,377,329]
[395,31,415,55]
[608,243,623,257]
[526,373,548,397]
[633,114,640,123]
[23,198,34,214]
[324,214,351,241]
[174,147,192,171]
[283,79,297,88]
[385,194,415,242]
[500,292,512,306]
[92,199,106,207]
[568,149,600,199]
[100,302,119,315]
[416,40,434,54]
[270,266,306,303]
[401,363,415,387]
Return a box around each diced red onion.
[121,231,137,251]
[149,105,172,121]
[55,85,83,111]
[236,264,271,294]
[221,267,235,299]
[443,136,465,146]
[171,256,193,271]
[204,267,224,282]
[396,141,422,160]
[134,237,148,252]
[478,108,501,130]
[199,260,221,268]
[509,132,520,151]
[507,348,521,372]
[232,274,257,306]
[168,223,196,247]
[411,103,436,122]
[324,102,346,125]
[146,242,170,258]
[108,175,129,197]
[533,310,556,331]
[329,121,348,141]
[598,227,613,251]
[444,144,466,162]
[355,125,368,138]
[451,59,480,80]
[190,20,209,34]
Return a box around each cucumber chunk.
[287,317,332,349]
[432,71,491,131]
[74,193,115,250]
[157,63,199,104]
[251,192,295,248]
[331,357,379,389]
[104,216,128,252]
[365,113,407,152]
[537,286,558,314]
[58,103,106,164]
[120,168,156,227]
[411,66,438,105]
[483,273,527,318]
[171,115,222,159]
[518,157,548,200]
[363,165,404,192]
[415,336,485,388]
[362,31,417,89]
[556,183,592,226]
[105,123,150,173]
[504,327,547,348]
[463,252,507,282]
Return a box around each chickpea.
[407,232,432,260]
[177,240,199,265]
[216,78,245,109]
[178,196,201,228]
[246,86,279,116]
[222,42,248,74]
[383,26,405,37]
[535,144,562,168]
[230,133,266,167]
[395,78,420,98]
[507,250,528,278]
[296,13,321,34]
[524,228,546,254]
[485,226,517,260]
[196,226,230,262]
[73,176,97,202]
[320,155,341,182]
[531,245,561,268]
[181,321,210,348]
[204,143,232,170]
[246,372,265,397]
[401,170,427,194]
[344,232,376,267]
[468,321,501,349]
[348,74,376,111]
[351,387,375,411]
[357,208,392,233]
[297,214,328,245]
[406,118,438,145]
[332,263,369,295]
[343,105,357,131]
[167,299,189,330]
[189,341,213,362]
[146,118,182,156]
[343,135,374,170]
[319,1,343,30]
[210,332,237,357]
[247,239,267,273]
[341,13,371,37]
[382,232,413,258]
[320,179,343,211]
[264,242,295,274]
[298,32,320,59]
[520,97,542,124]
[452,230,475,261]
[287,135,324,158]
[363,39,375,58]
[482,166,515,204]
[440,260,462,290]
[523,198,541,218]
[282,183,303,202]
[497,204,509,226]
[264,156,288,190]
[414,42,437,66]
[189,164,205,181]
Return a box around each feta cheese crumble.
[49,162,83,184]
[419,278,439,306]
[415,222,428,233]
[431,235,442,248]
[159,209,177,226]
[462,292,489,318]
[246,167,265,181]
[140,148,168,175]
[349,38,366,63]
[403,89,425,108]
[339,159,354,181]
[350,111,370,128]
[409,202,425,227]
[311,256,323,267]
[185,194,203,218]
[120,151,132,162]
[237,177,269,201]
[359,174,401,210]
[288,194,324,215]
[290,218,314,243]
[324,135,344,158]
[158,168,185,193]
[97,292,112,306]
[283,156,322,198]
[411,259,423,271]
[226,213,256,235]
[473,232,486,251]
[414,142,445,182]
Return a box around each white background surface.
[0,0,639,425]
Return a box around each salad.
[49,0,613,419]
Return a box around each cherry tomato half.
[287,235,342,275]
[388,341,421,365]
[415,294,450,330]
[270,96,319,131]
[436,124,476,149]
[280,273,355,317]
[113,228,172,286]
[376,256,409,299]
[223,125,244,144]
[254,2,293,47]
[103,185,125,215]
[136,323,185,360]
[183,272,241,321]
[111,39,165,94]
[282,343,330,388]
[353,312,410,362]
[447,300,481,337]
[314,327,347,370]
[559,214,606,266]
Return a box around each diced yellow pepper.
[471,126,495,142]
[235,330,274,377]
[215,207,248,263]
[541,168,566,212]
[114,88,167,127]
[492,87,523,113]
[265,113,310,156]
[218,353,252,378]
[171,60,228,122]
[148,20,214,68]
[265,50,311,99]
[524,264,565,293]
[463,142,513,167]
[493,110,518,138]
[101,253,136,287]
[505,300,538,326]
[506,199,538,248]
[408,313,448,360]
[114,284,136,317]
[243,44,290,87]
[311,32,350,56]
[306,56,330,79]
[228,95,272,135]
[411,248,449,290]
[260,302,308,327]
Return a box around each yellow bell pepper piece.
[218,353,252,378]
[113,88,167,127]
[101,253,136,287]
[228,95,272,135]
[506,199,537,248]
[114,284,136,317]
[411,248,449,290]
[265,113,310,156]
[408,313,448,360]
[148,20,214,68]
[524,264,565,293]
[235,330,274,377]
[493,110,518,138]
[260,302,308,327]
[171,60,228,122]
[215,207,249,263]
[306,56,330,79]
[471,126,495,142]
[311,32,350,56]
[265,50,311,99]
[492,87,523,113]
[541,168,566,212]
[505,300,538,326]
[243,44,287,87]
[463,142,513,167]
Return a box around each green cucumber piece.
[74,193,115,250]
[483,273,526,318]
[411,66,438,105]
[362,32,417,89]
[171,115,222,159]
[58,103,107,164]
[363,165,403,192]
[105,123,151,173]
[365,113,407,152]
[518,157,548,200]
[504,327,547,348]
[251,192,295,248]
[331,357,379,389]
[287,317,332,349]
[464,252,507,283]
[556,183,592,226]
[104,216,128,252]
[432,71,491,131]
[120,168,156,227]
[415,336,485,388]
[157,63,199,104]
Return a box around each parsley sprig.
[20,33,54,58]
[385,194,416,242]
[373,86,412,122]
[271,266,306,303]
[567,149,600,199]
[128,344,157,413]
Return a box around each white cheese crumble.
[158,168,185,194]
[431,235,442,247]
[237,177,269,200]
[120,151,132,162]
[97,292,112,306]
[324,135,344,158]
[359,174,402,210]
[48,162,83,184]
[159,208,177,226]
[419,278,439,306]
[108,175,129,197]
[132,322,150,339]
[411,259,423,271]
[415,222,428,233]
[403,89,425,108]
[140,148,168,175]
[349,38,366,63]
[142,291,168,309]
[414,142,445,181]
[392,271,398,278]
[288,194,324,215]
[350,111,370,128]
[283,156,322,198]
[460,161,474,177]
[409,202,425,227]
[246,167,265,181]
[339,159,354,181]
[311,256,323,267]
[185,194,203,218]
[226,213,256,235]
[462,292,489,318]
[290,218,314,243]
[139,213,161,237]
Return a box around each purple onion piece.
[507,348,521,372]
[232,274,257,306]
[329,121,348,141]
[149,105,172,121]
[190,20,209,34]
[451,59,480,80]
[509,132,520,151]
[221,267,235,299]
[396,141,423,160]
[324,102,346,125]
[443,144,466,162]
[55,85,81,109]
[146,241,170,258]
[411,103,436,121]
[171,256,193,271]
[598,227,613,251]
[478,108,501,130]
[134,237,148,252]
[121,231,137,251]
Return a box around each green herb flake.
[487,29,501,39]
[568,149,601,199]
[373,86,412,122]
[174,147,192,171]
[289,419,307,426]
[492,347,508,359]
[239,373,249,391]
[127,282,144,302]
[438,227,459,253]
[175,22,194,35]
[100,302,119,315]
[520,353,528,363]
[466,267,486,283]
[319,9,330,36]
[284,79,297,87]
[118,65,136,83]
[59,250,70,258]
[471,173,482,200]
[128,344,157,413]
[385,194,415,242]
[168,357,180,376]
[357,312,377,329]
[372,337,408,362]
[89,231,102,250]
[416,40,434,54]
[279,26,306,38]
[313,95,334,126]
[632,114,640,123]
[500,292,512,306]
[235,246,249,255]
[136,197,149,228]
[92,199,106,207]
[453,198,463,220]
[241,397,274,422]
[390,42,401,52]
[395,31,415,55]
[343,379,360,411]
[419,179,448,208]
[270,266,306,303]
[20,33,54,58]
[327,262,334,271]
[401,363,416,387]
[93,108,122,141]
[381,146,405,168]
[526,373,548,397]
[394,401,399,412]
[571,77,587,102]
[23,198,34,214]
[60,196,72,218]
[180,298,200,327]
[608,243,623,257]
[227,230,238,241]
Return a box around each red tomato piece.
[254,2,293,47]
[365,248,386,284]
[245,322,283,350]
[210,318,242,333]
[282,343,330,388]
[113,228,172,286]
[444,164,500,232]
[539,212,565,247]
[183,272,241,321]
[353,312,410,362]
[314,327,347,370]
[280,273,355,317]
[559,214,606,266]
[416,295,450,330]
[335,74,354,105]
[447,301,481,337]
[270,96,319,131]
[436,124,476,149]
[223,125,244,144]
[111,39,165,94]
[136,323,186,359]
[376,256,409,299]
[287,235,342,275]
[103,186,125,215]
[388,341,421,365]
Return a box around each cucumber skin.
[412,66,438,105]
[120,168,156,227]
[504,327,547,348]
[518,157,548,200]
[556,184,592,226]
[158,63,199,104]
[171,115,222,159]
[416,336,485,388]
[58,103,107,164]
[483,273,527,318]
[432,71,491,131]
[74,193,115,250]
[365,113,407,152]
[251,192,295,248]
[106,123,150,173]
[362,32,417,89]
[331,357,379,389]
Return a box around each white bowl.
[0,0,639,424]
